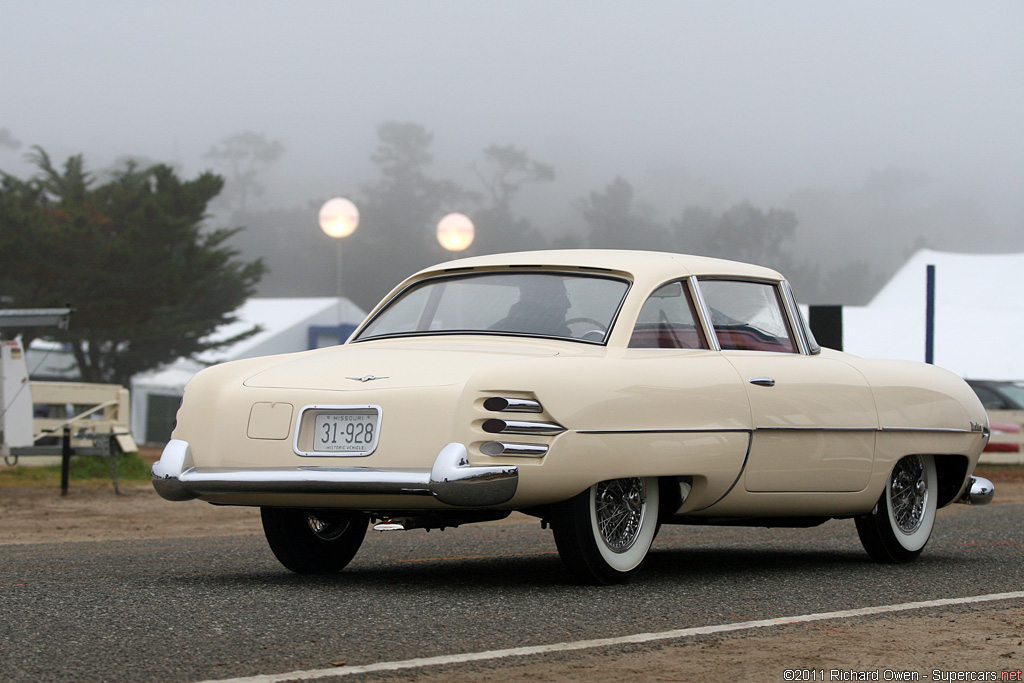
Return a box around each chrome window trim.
[692,276,799,354]
[780,279,818,356]
[688,276,721,352]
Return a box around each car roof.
[417,249,785,287]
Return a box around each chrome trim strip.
[755,426,978,434]
[579,426,976,435]
[152,440,518,507]
[688,276,721,352]
[878,427,978,434]
[756,426,879,433]
[577,428,751,435]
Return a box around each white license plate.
[313,410,379,454]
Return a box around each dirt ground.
[2,476,1021,681]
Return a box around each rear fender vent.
[478,394,562,459]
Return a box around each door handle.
[749,377,776,387]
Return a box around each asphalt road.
[2,502,1021,683]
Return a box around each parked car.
[153,250,994,584]
[966,379,1024,411]
[965,380,1024,453]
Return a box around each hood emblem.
[347,375,389,383]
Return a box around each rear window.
[356,271,630,344]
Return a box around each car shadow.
[161,524,984,591]
[183,543,962,593]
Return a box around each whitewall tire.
[552,477,660,585]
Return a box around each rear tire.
[856,454,937,563]
[261,508,368,574]
[551,477,659,585]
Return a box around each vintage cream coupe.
[153,250,995,584]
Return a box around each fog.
[3,1,1022,303]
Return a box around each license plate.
[312,410,379,454]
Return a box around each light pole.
[318,197,359,299]
[436,212,474,254]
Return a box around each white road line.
[198,591,1024,683]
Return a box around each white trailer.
[1,309,137,492]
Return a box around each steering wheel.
[566,317,608,330]
[566,317,608,341]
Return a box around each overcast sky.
[2,1,1022,249]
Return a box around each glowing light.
[436,212,474,252]
[319,197,359,238]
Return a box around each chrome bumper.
[956,476,995,505]
[151,440,518,507]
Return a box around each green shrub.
[0,450,151,487]
[68,451,150,480]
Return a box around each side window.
[698,279,797,353]
[629,281,709,349]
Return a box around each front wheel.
[551,477,660,585]
[855,454,937,563]
[261,508,368,574]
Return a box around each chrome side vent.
[482,419,565,435]
[480,442,549,457]
[478,395,558,459]
[483,397,543,413]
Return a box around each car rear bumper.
[151,440,518,507]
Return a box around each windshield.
[999,383,1024,409]
[355,271,630,344]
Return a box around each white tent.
[843,249,1024,380]
[131,297,365,444]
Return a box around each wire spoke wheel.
[594,478,647,552]
[261,508,368,574]
[855,454,937,563]
[306,514,351,541]
[551,477,660,585]
[889,455,927,534]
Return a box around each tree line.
[0,122,880,385]
[224,122,876,312]
[0,147,264,386]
